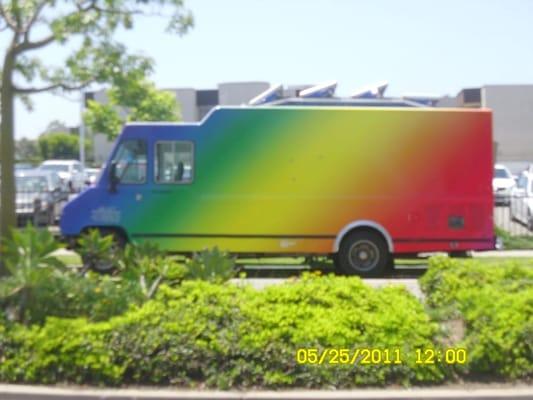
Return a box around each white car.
[84,167,102,187]
[493,164,515,206]
[39,160,85,192]
[510,170,533,231]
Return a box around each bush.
[185,247,236,283]
[0,275,445,388]
[118,241,187,299]
[420,257,533,379]
[494,226,533,250]
[0,225,65,323]
[0,272,144,325]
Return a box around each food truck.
[61,101,494,276]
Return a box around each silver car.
[510,170,533,231]
[16,170,68,226]
[39,160,85,192]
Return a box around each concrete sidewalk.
[1,385,532,400]
[472,250,533,258]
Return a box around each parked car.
[510,170,533,230]
[39,160,85,192]
[16,170,69,226]
[84,167,102,187]
[15,162,35,171]
[493,164,515,206]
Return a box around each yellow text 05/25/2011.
[295,348,467,366]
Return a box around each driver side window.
[112,139,147,184]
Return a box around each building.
[436,85,533,168]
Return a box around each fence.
[494,193,533,238]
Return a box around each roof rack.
[263,97,425,108]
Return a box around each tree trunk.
[0,49,16,276]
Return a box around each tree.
[0,0,193,273]
[84,78,181,139]
[38,132,79,160]
[15,137,41,162]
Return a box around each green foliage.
[0,225,64,323]
[0,272,143,326]
[185,247,237,283]
[84,79,181,139]
[38,132,79,160]
[495,226,533,250]
[1,1,193,100]
[76,229,118,272]
[0,276,445,387]
[420,257,533,379]
[2,225,64,273]
[118,241,186,298]
[15,138,41,163]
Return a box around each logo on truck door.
[91,207,121,224]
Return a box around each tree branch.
[0,3,20,32]
[23,2,48,41]
[13,81,91,94]
[15,34,55,53]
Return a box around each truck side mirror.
[109,161,119,193]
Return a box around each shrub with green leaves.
[0,270,144,325]
[0,225,65,323]
[185,247,236,283]
[76,229,119,273]
[118,241,186,299]
[0,275,446,387]
[420,257,533,379]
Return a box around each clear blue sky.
[9,0,533,139]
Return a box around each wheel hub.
[348,240,379,271]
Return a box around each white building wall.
[172,88,198,122]
[483,85,533,162]
[218,82,269,105]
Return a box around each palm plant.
[0,224,65,322]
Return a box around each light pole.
[79,91,85,168]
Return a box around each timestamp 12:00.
[295,348,467,365]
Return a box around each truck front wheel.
[335,230,390,277]
[81,228,127,273]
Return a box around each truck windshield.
[112,139,147,184]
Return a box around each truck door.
[103,138,148,233]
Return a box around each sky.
[5,0,533,139]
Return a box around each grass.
[495,226,533,249]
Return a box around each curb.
[1,385,532,400]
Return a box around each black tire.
[449,251,471,258]
[335,230,390,277]
[82,228,126,273]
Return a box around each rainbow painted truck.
[60,100,494,276]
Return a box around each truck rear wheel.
[335,230,390,277]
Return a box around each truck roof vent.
[248,84,283,105]
[298,80,337,98]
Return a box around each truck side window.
[112,139,147,184]
[155,141,194,184]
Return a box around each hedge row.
[420,257,533,379]
[0,274,445,388]
[0,258,531,388]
